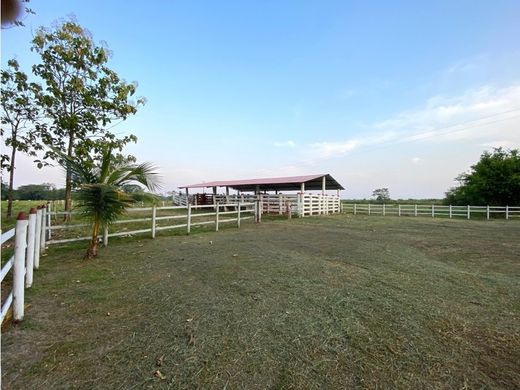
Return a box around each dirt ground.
[2,215,520,389]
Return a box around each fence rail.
[343,203,520,220]
[47,202,257,246]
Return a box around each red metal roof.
[179,174,344,192]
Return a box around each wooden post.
[383,204,386,216]
[46,203,52,240]
[368,203,371,216]
[237,202,241,228]
[26,208,37,288]
[449,205,452,218]
[432,205,435,218]
[215,203,220,231]
[414,204,417,217]
[506,205,509,220]
[34,207,43,269]
[398,204,401,217]
[279,194,283,215]
[103,226,109,247]
[187,204,192,234]
[286,201,292,219]
[467,205,470,220]
[354,203,357,215]
[486,205,490,220]
[13,212,28,322]
[152,206,157,238]
[40,205,47,250]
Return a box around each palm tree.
[56,147,160,259]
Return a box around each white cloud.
[274,140,296,148]
[308,83,520,160]
[411,157,423,164]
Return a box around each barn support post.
[13,213,28,322]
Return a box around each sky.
[2,0,520,199]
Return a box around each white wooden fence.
[47,202,257,245]
[1,206,48,324]
[172,192,341,217]
[343,203,520,220]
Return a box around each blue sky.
[2,1,520,198]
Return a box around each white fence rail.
[343,203,520,220]
[1,206,48,324]
[47,202,257,246]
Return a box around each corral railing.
[343,203,520,220]
[47,202,257,245]
[299,194,341,216]
[1,206,49,324]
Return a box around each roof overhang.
[179,174,344,192]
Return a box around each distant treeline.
[1,183,170,202]
[1,183,65,201]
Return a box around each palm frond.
[75,184,134,227]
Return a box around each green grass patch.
[2,215,519,388]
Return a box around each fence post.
[467,205,470,220]
[187,204,192,234]
[383,204,386,216]
[398,204,401,217]
[34,207,43,269]
[449,205,452,218]
[46,203,52,240]
[414,204,417,217]
[103,226,109,247]
[40,205,47,250]
[237,202,241,228]
[506,205,509,220]
[25,208,37,288]
[486,205,490,220]
[432,205,435,218]
[354,203,357,215]
[152,206,157,238]
[368,204,371,216]
[13,212,28,322]
[215,203,220,231]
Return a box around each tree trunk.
[85,218,101,259]
[64,131,74,221]
[6,141,16,218]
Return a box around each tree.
[55,146,160,259]
[1,59,43,217]
[372,188,390,203]
[31,19,144,214]
[445,148,520,206]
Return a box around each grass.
[1,215,520,389]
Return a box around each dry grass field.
[2,215,519,389]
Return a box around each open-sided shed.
[179,174,344,195]
[178,174,344,217]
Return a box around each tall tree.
[55,146,160,259]
[31,19,144,214]
[445,148,520,206]
[372,188,390,203]
[1,59,42,217]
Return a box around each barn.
[176,174,344,217]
